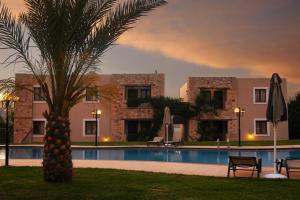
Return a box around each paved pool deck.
[1,144,299,178]
[3,158,298,179]
[0,158,277,178]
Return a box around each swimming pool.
[1,147,300,166]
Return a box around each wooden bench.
[283,158,300,179]
[227,156,262,178]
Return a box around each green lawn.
[0,167,299,200]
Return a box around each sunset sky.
[1,0,300,98]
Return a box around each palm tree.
[0,0,167,182]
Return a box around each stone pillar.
[14,75,34,143]
[188,120,198,141]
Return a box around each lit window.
[32,120,45,135]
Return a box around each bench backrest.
[286,159,300,169]
[229,156,257,166]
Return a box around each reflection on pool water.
[0,150,5,159]
[1,147,300,166]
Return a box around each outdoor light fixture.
[103,137,110,142]
[247,133,255,140]
[234,107,245,146]
[92,109,101,146]
[0,92,19,166]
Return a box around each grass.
[29,140,300,147]
[0,167,299,200]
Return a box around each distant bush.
[288,93,300,139]
[127,96,194,140]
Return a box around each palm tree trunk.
[43,112,73,182]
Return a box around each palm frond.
[0,0,167,116]
[0,78,15,94]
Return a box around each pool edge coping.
[1,144,300,150]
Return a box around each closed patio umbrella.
[265,73,287,179]
[163,106,172,143]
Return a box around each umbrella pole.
[273,123,277,174]
[166,124,169,143]
[264,122,286,179]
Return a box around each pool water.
[1,147,300,166]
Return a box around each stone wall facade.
[110,74,164,141]
[13,73,164,143]
[14,74,36,143]
[181,77,289,141]
[184,77,238,141]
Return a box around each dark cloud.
[119,0,300,83]
[1,0,300,96]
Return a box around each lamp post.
[0,93,19,166]
[234,107,245,147]
[92,109,101,146]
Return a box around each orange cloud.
[3,0,300,85]
[118,0,300,83]
[2,0,25,14]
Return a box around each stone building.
[180,77,289,141]
[13,73,164,143]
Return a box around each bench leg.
[227,164,231,177]
[286,167,290,179]
[278,164,282,173]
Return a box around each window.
[125,120,152,141]
[33,87,46,101]
[254,88,267,104]
[125,86,151,100]
[254,119,269,135]
[200,90,211,104]
[198,120,228,141]
[85,88,99,102]
[125,86,151,107]
[84,120,98,136]
[32,120,45,136]
[140,88,151,99]
[213,90,225,109]
[199,89,225,109]
[127,88,139,100]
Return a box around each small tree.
[0,114,4,125]
[193,92,219,114]
[0,114,4,143]
[288,93,300,139]
[194,93,221,140]
[127,96,194,140]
